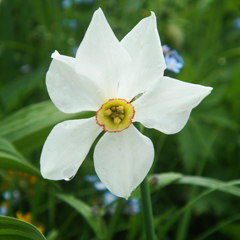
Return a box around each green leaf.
[45,229,59,240]
[0,63,46,113]
[57,194,105,239]
[0,137,41,177]
[130,173,182,198]
[0,101,94,153]
[150,172,183,191]
[0,216,46,240]
[150,173,240,198]
[177,119,218,172]
[156,175,240,239]
[195,107,238,130]
[195,214,240,240]
[176,176,240,198]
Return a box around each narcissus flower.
[40,8,212,199]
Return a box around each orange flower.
[16,211,44,234]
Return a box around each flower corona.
[96,98,135,133]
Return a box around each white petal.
[40,117,102,180]
[133,76,213,134]
[46,51,103,113]
[118,12,166,101]
[76,8,130,101]
[94,125,154,199]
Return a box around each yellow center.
[96,98,135,133]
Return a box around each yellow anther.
[110,113,116,118]
[116,106,124,114]
[111,107,116,111]
[103,109,112,117]
[114,117,121,125]
[119,114,124,119]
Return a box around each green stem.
[135,122,156,240]
[140,176,156,240]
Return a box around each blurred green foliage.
[0,0,240,239]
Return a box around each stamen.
[116,106,124,114]
[111,107,116,111]
[104,109,112,117]
[130,92,144,103]
[114,117,121,125]
[119,114,124,119]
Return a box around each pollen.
[96,98,135,133]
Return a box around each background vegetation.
[0,0,240,239]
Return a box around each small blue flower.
[171,50,184,65]
[74,0,94,3]
[0,201,8,216]
[85,175,107,191]
[20,64,30,74]
[2,190,20,205]
[85,175,98,183]
[233,17,240,30]
[2,191,11,200]
[124,198,140,215]
[103,192,118,205]
[61,0,72,9]
[103,192,118,214]
[162,44,170,55]
[165,56,183,74]
[162,45,184,73]
[63,19,78,31]
[84,174,140,215]
[68,20,78,31]
[94,181,107,191]
[13,190,21,203]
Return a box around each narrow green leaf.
[57,194,105,239]
[155,175,240,239]
[150,172,183,191]
[0,63,46,113]
[45,229,59,240]
[0,137,41,177]
[150,173,240,198]
[176,176,240,198]
[219,222,240,240]
[0,101,94,153]
[0,216,46,240]
[194,214,240,240]
[131,173,182,198]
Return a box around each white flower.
[40,8,212,199]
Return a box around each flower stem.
[140,176,156,240]
[135,122,156,239]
